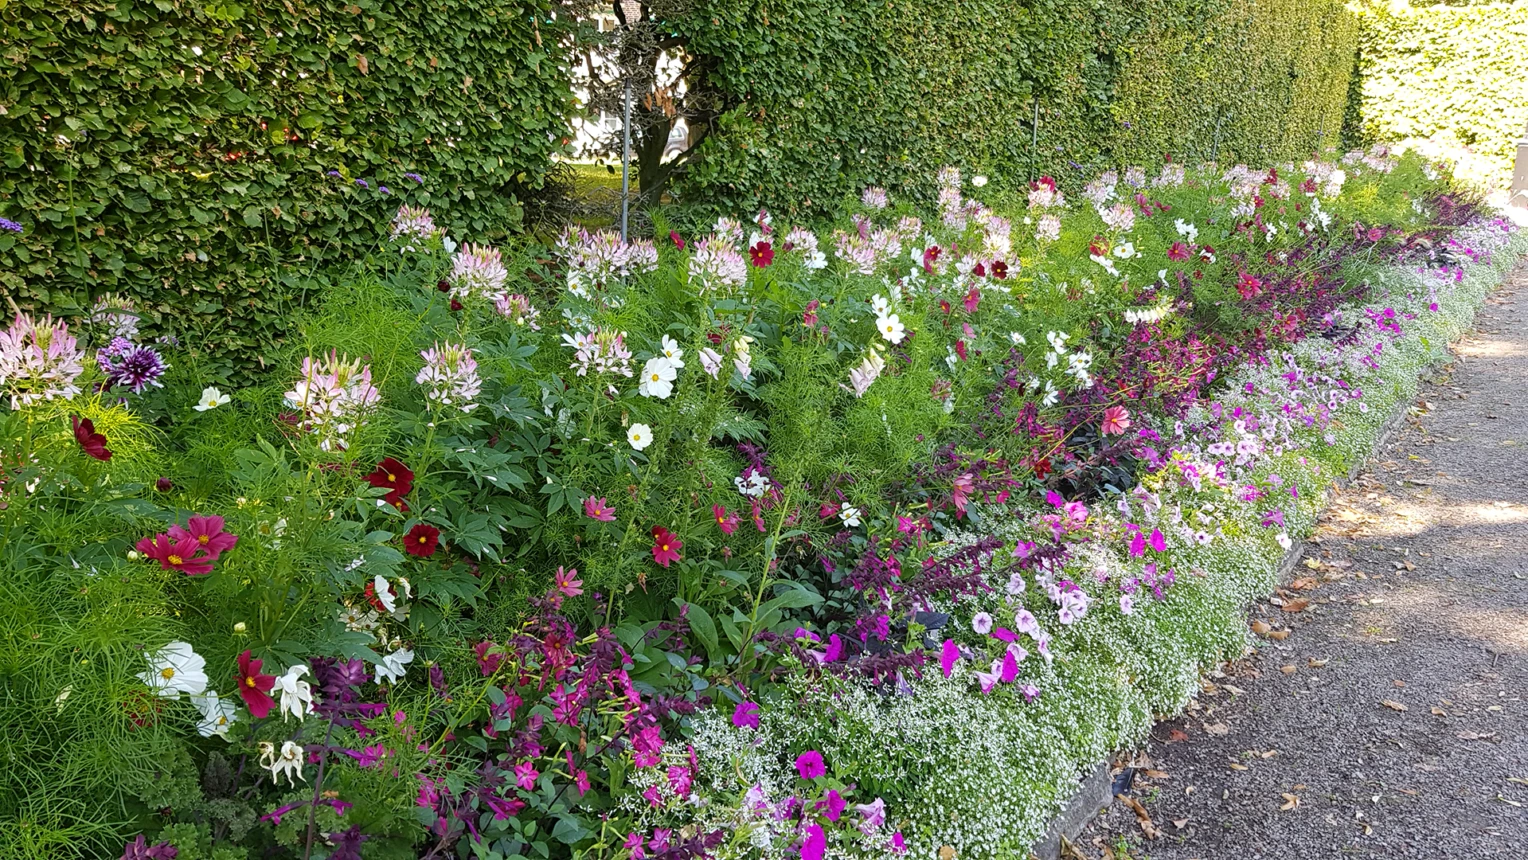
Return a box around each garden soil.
[1082,263,1528,859]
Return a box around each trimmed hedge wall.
[0,0,569,377]
[1353,0,1528,186]
[672,0,1358,215]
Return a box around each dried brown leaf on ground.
[1381,699,1408,712]
[1119,794,1161,839]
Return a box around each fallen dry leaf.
[1119,795,1160,840]
[1309,657,1330,668]
[1289,577,1318,591]
[1381,700,1409,712]
[1280,792,1300,810]
[1280,665,1297,675]
[1229,762,1249,771]
[1172,818,1188,830]
[1431,706,1448,716]
[1268,628,1292,641]
[1204,722,1230,736]
[1167,728,1190,743]
[1223,684,1247,696]
[1260,750,1279,759]
[1457,730,1497,741]
[1251,619,1272,637]
[1144,769,1170,780]
[1393,679,1407,688]
[1283,598,1311,613]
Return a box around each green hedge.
[0,0,569,377]
[1352,0,1528,186]
[672,0,1357,215]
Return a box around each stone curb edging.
[1026,300,1466,860]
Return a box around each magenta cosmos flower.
[168,515,240,560]
[651,526,682,567]
[712,504,739,535]
[583,495,616,522]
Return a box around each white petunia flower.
[375,647,414,685]
[273,664,314,722]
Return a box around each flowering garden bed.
[1,150,1522,860]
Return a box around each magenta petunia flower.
[731,700,761,729]
[514,760,539,791]
[940,639,960,678]
[794,749,826,780]
[801,824,826,860]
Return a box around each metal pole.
[621,79,632,242]
[1029,99,1040,182]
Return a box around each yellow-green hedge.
[1352,0,1528,187]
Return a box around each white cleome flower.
[638,356,677,399]
[192,690,238,738]
[374,647,414,685]
[373,574,398,613]
[274,664,315,722]
[138,641,208,699]
[193,386,231,412]
[627,423,653,451]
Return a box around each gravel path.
[1080,264,1528,859]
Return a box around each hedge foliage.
[1352,0,1528,186]
[672,0,1358,216]
[0,0,569,378]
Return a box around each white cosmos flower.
[840,503,862,528]
[971,175,988,188]
[638,357,677,399]
[260,740,307,786]
[193,690,238,738]
[870,293,890,316]
[1113,241,1136,259]
[375,647,414,685]
[803,250,827,270]
[194,387,230,412]
[274,664,315,722]
[1009,332,1026,345]
[659,336,685,368]
[627,422,653,451]
[876,314,906,344]
[138,641,208,699]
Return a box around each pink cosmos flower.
[963,285,980,313]
[794,750,826,780]
[1100,405,1131,436]
[651,526,682,568]
[1168,241,1191,261]
[553,566,583,597]
[713,504,739,535]
[137,533,215,576]
[583,496,615,521]
[168,515,240,559]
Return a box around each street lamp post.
[613,0,643,242]
[1512,121,1528,213]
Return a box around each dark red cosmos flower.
[436,280,451,293]
[449,299,463,312]
[364,457,415,511]
[1032,175,1057,192]
[990,260,1008,279]
[71,415,111,461]
[404,523,440,557]
[748,240,774,268]
[136,533,216,575]
[235,649,277,719]
[650,526,682,568]
[155,477,174,492]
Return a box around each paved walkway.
[1082,265,1528,859]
